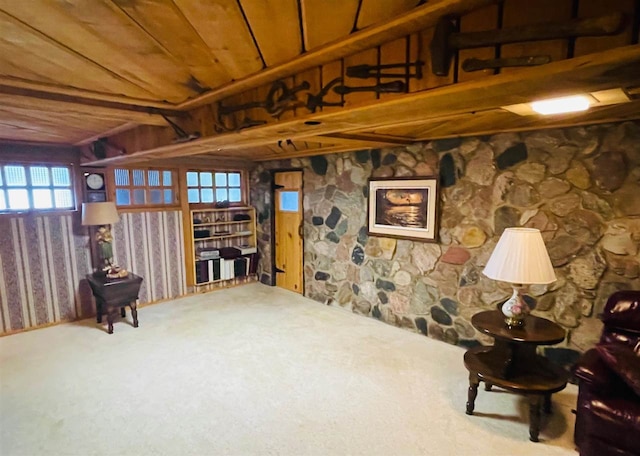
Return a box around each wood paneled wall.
[0,210,186,335]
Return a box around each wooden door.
[274,171,303,293]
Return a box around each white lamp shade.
[81,202,119,226]
[482,227,556,284]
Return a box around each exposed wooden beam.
[0,93,172,128]
[137,156,256,169]
[177,0,498,110]
[0,140,78,162]
[75,122,140,146]
[0,76,180,109]
[254,142,386,160]
[317,132,412,145]
[0,85,186,118]
[83,45,640,165]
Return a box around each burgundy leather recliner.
[574,290,640,456]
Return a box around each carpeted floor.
[0,283,578,456]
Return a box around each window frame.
[111,166,180,210]
[0,161,77,215]
[186,168,247,207]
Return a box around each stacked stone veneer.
[250,121,640,367]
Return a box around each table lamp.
[81,202,119,273]
[482,227,556,327]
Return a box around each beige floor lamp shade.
[483,228,556,327]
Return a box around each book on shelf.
[233,245,257,255]
[197,247,220,259]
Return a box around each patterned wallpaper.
[0,210,186,335]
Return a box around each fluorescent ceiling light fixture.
[530,95,591,115]
[502,89,630,116]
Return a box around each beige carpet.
[0,283,578,456]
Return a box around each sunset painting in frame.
[367,177,438,242]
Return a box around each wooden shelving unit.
[189,206,257,290]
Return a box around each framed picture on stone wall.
[367,177,439,242]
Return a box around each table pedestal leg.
[466,373,480,415]
[484,382,492,391]
[529,395,542,442]
[543,394,552,414]
[131,302,139,328]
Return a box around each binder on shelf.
[234,257,248,277]
[220,259,235,280]
[196,260,209,284]
[212,258,221,281]
[248,253,258,274]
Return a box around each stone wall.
[250,121,640,366]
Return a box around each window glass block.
[5,165,26,186]
[200,172,213,187]
[228,173,241,187]
[187,188,200,203]
[215,188,228,202]
[114,168,129,186]
[215,172,227,187]
[0,190,5,210]
[33,189,53,209]
[164,189,173,204]
[229,188,241,202]
[187,171,199,187]
[280,191,299,212]
[148,170,160,186]
[51,167,71,186]
[133,169,145,186]
[116,189,131,205]
[201,188,214,203]
[149,189,162,204]
[7,189,29,209]
[163,171,172,186]
[54,189,73,208]
[133,188,145,204]
[0,169,3,186]
[30,166,50,186]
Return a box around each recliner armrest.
[574,349,627,395]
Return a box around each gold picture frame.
[367,177,439,242]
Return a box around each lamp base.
[501,286,529,328]
[504,315,526,328]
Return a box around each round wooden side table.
[464,310,568,442]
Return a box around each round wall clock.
[86,173,105,191]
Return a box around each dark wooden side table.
[464,310,568,442]
[86,273,143,334]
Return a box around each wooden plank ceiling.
[0,0,638,163]
[0,0,423,146]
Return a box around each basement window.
[114,167,178,208]
[0,163,74,212]
[186,171,243,204]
